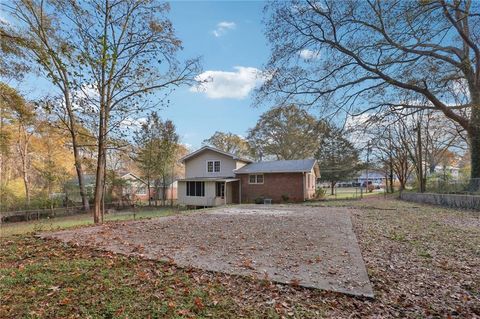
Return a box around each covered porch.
[177,177,240,207]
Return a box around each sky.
[160,1,271,149]
[4,0,271,150]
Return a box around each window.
[186,181,205,197]
[216,182,225,198]
[207,160,221,173]
[136,186,147,195]
[249,174,264,184]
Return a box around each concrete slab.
[42,205,374,297]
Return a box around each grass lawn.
[0,208,176,237]
[1,198,479,318]
[321,187,383,200]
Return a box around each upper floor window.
[207,160,221,173]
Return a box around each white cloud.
[299,49,320,60]
[0,13,11,26]
[212,21,236,37]
[120,117,147,128]
[190,66,263,99]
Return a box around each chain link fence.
[425,178,480,195]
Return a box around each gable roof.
[179,146,252,164]
[234,159,318,174]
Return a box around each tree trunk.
[93,142,105,223]
[63,90,90,212]
[21,153,30,207]
[71,129,89,211]
[330,181,335,195]
[147,179,152,206]
[93,101,106,224]
[162,175,166,206]
[470,104,480,180]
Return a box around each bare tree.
[6,0,92,211]
[259,0,480,183]
[57,0,200,223]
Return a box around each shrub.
[315,188,326,199]
[281,194,289,202]
[254,197,264,204]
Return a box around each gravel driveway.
[43,205,374,297]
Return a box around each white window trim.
[206,160,221,173]
[249,174,264,184]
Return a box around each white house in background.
[177,146,252,206]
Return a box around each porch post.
[224,182,227,205]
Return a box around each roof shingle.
[234,159,317,174]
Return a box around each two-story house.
[177,146,320,207]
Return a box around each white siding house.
[177,146,251,207]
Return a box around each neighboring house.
[120,173,178,201]
[120,173,151,201]
[64,174,96,203]
[177,146,320,206]
[355,170,386,186]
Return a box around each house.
[354,170,386,187]
[120,173,151,201]
[177,146,320,206]
[120,173,177,202]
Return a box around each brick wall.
[237,173,304,203]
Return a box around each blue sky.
[5,1,271,150]
[161,1,271,149]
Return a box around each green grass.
[0,208,176,237]
[320,187,384,200]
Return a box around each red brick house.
[177,146,320,206]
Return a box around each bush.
[315,188,326,199]
[254,197,265,204]
[281,194,289,202]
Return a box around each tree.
[202,131,252,158]
[7,0,91,211]
[59,0,199,223]
[0,84,36,206]
[315,128,360,195]
[370,116,415,191]
[248,104,327,160]
[259,0,480,184]
[134,113,179,207]
[134,113,162,207]
[156,120,179,207]
[0,18,28,80]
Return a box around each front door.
[215,181,225,199]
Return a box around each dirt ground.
[43,204,374,297]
